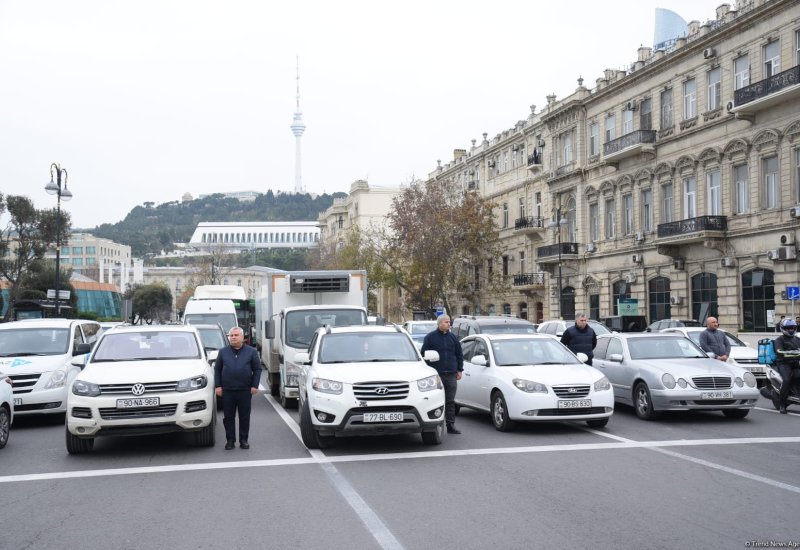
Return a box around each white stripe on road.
[755,405,800,416]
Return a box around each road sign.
[435,306,444,317]
[618,298,639,315]
[788,286,800,300]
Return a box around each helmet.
[781,318,797,337]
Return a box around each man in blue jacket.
[560,313,597,365]
[421,315,464,434]
[215,327,261,449]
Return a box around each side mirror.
[556,330,564,338]
[206,349,219,364]
[576,352,589,363]
[73,343,91,356]
[294,352,311,365]
[71,354,88,368]
[423,350,440,363]
[265,320,275,339]
[471,354,488,366]
[608,353,623,363]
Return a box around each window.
[61,246,70,256]
[487,258,493,278]
[734,55,750,90]
[612,280,630,316]
[605,198,616,239]
[683,79,696,119]
[764,41,781,78]
[519,251,526,274]
[640,98,652,130]
[662,183,674,223]
[623,195,634,235]
[707,169,721,215]
[605,114,616,142]
[86,246,96,254]
[518,197,525,219]
[502,203,509,228]
[562,132,572,165]
[660,89,674,130]
[707,67,721,111]
[796,30,800,65]
[502,256,509,277]
[566,199,577,242]
[648,276,671,323]
[641,189,653,232]
[535,193,542,218]
[734,164,749,214]
[589,203,599,242]
[589,123,599,156]
[796,149,800,202]
[763,156,779,209]
[72,258,83,266]
[87,257,96,265]
[691,272,718,321]
[72,247,83,255]
[622,109,633,135]
[742,269,775,332]
[683,177,697,218]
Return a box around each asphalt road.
[3,376,800,550]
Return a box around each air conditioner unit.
[634,232,644,242]
[673,258,685,270]
[780,233,796,246]
[625,100,637,111]
[632,253,643,263]
[488,160,496,168]
[766,248,795,261]
[790,206,800,218]
[721,256,736,267]
[670,295,682,305]
[726,101,735,112]
[703,48,716,59]
[586,243,597,253]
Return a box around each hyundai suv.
[294,325,445,449]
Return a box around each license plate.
[116,397,160,408]
[13,398,21,406]
[557,399,592,409]
[363,412,403,422]
[700,391,733,399]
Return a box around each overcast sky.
[0,0,724,228]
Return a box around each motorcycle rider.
[773,318,800,414]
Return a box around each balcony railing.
[513,272,546,287]
[527,152,542,166]
[657,215,727,238]
[734,65,800,107]
[536,242,580,258]
[514,216,545,231]
[602,129,657,156]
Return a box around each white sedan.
[0,371,13,448]
[456,334,614,431]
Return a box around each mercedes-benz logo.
[131,383,146,396]
[375,387,389,395]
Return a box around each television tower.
[290,57,306,194]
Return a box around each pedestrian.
[699,316,730,362]
[420,314,464,434]
[773,318,800,414]
[560,313,597,365]
[214,326,261,449]
[776,315,786,332]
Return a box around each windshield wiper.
[531,361,565,365]
[499,363,526,366]
[0,352,48,357]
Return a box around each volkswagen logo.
[131,383,146,396]
[375,387,389,395]
[568,387,578,393]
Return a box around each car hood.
[80,359,211,384]
[313,362,438,383]
[501,363,605,384]
[634,357,747,377]
[0,354,71,374]
[729,346,758,360]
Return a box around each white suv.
[66,324,216,453]
[295,325,445,449]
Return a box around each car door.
[458,339,477,408]
[467,339,492,411]
[594,336,628,401]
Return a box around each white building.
[188,221,320,252]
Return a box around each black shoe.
[225,440,235,450]
[240,440,250,449]
[780,406,788,414]
[446,425,461,434]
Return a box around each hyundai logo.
[568,387,578,393]
[375,387,389,395]
[131,383,146,396]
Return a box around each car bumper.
[505,390,615,421]
[12,387,68,415]
[650,387,760,410]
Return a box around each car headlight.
[743,371,756,388]
[44,368,69,390]
[593,376,611,392]
[176,375,208,392]
[513,378,548,393]
[734,377,744,388]
[662,373,676,389]
[312,378,343,395]
[286,362,302,375]
[417,374,442,392]
[72,380,101,397]
[677,378,688,388]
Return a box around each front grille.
[99,404,178,420]
[692,376,732,390]
[9,373,40,394]
[184,400,207,413]
[98,381,179,395]
[353,381,409,401]
[735,358,759,365]
[71,407,93,419]
[537,407,607,416]
[552,385,591,398]
[691,399,737,405]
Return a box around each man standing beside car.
[215,327,261,449]
[699,317,730,363]
[560,313,597,365]
[421,315,464,434]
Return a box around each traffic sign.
[788,286,800,300]
[435,306,445,317]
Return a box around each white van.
[0,318,101,417]
[183,299,238,334]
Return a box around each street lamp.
[548,206,568,319]
[45,163,72,317]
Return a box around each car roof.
[464,333,555,341]
[455,315,533,325]
[324,325,406,335]
[105,324,200,334]
[599,332,684,339]
[0,318,90,329]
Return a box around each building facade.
[189,221,320,252]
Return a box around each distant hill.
[88,190,344,257]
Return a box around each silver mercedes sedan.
[592,333,760,420]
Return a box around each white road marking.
[755,406,800,416]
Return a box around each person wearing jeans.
[420,315,464,434]
[214,327,261,449]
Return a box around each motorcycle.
[759,350,800,411]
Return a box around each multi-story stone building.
[430,0,800,332]
[53,233,132,284]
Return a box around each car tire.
[280,383,297,410]
[194,419,216,447]
[491,391,516,432]
[421,421,444,445]
[0,405,9,449]
[300,399,332,449]
[634,382,658,420]
[586,417,609,428]
[65,428,94,454]
[722,408,750,419]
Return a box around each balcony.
[513,272,546,290]
[731,65,800,119]
[536,242,580,263]
[514,216,546,237]
[527,152,543,173]
[656,215,727,244]
[602,130,656,164]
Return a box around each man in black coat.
[421,315,464,434]
[560,313,597,365]
[214,327,261,449]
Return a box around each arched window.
[518,302,528,320]
[561,287,576,319]
[502,303,511,315]
[612,280,630,315]
[487,304,496,315]
[648,276,671,322]
[535,302,544,323]
[565,197,577,242]
[691,272,718,321]
[742,269,775,331]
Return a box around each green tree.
[20,262,78,312]
[130,283,173,324]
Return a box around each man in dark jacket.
[699,317,730,361]
[420,315,463,434]
[773,318,800,414]
[215,327,261,449]
[560,313,597,365]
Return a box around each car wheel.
[299,399,332,449]
[634,382,658,420]
[491,391,516,432]
[279,383,297,410]
[421,421,444,445]
[586,417,609,428]
[0,406,9,449]
[194,420,216,447]
[65,428,94,454]
[722,408,750,419]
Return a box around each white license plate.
[363,412,403,422]
[557,399,592,409]
[700,391,733,399]
[116,397,160,409]
[13,398,22,406]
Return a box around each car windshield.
[481,324,536,335]
[490,338,582,366]
[184,313,238,333]
[319,333,418,363]
[409,322,436,334]
[92,331,201,362]
[197,328,226,350]
[0,328,70,356]
[684,330,746,347]
[286,309,367,348]
[627,336,707,360]
[588,320,611,335]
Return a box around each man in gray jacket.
[699,317,730,362]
